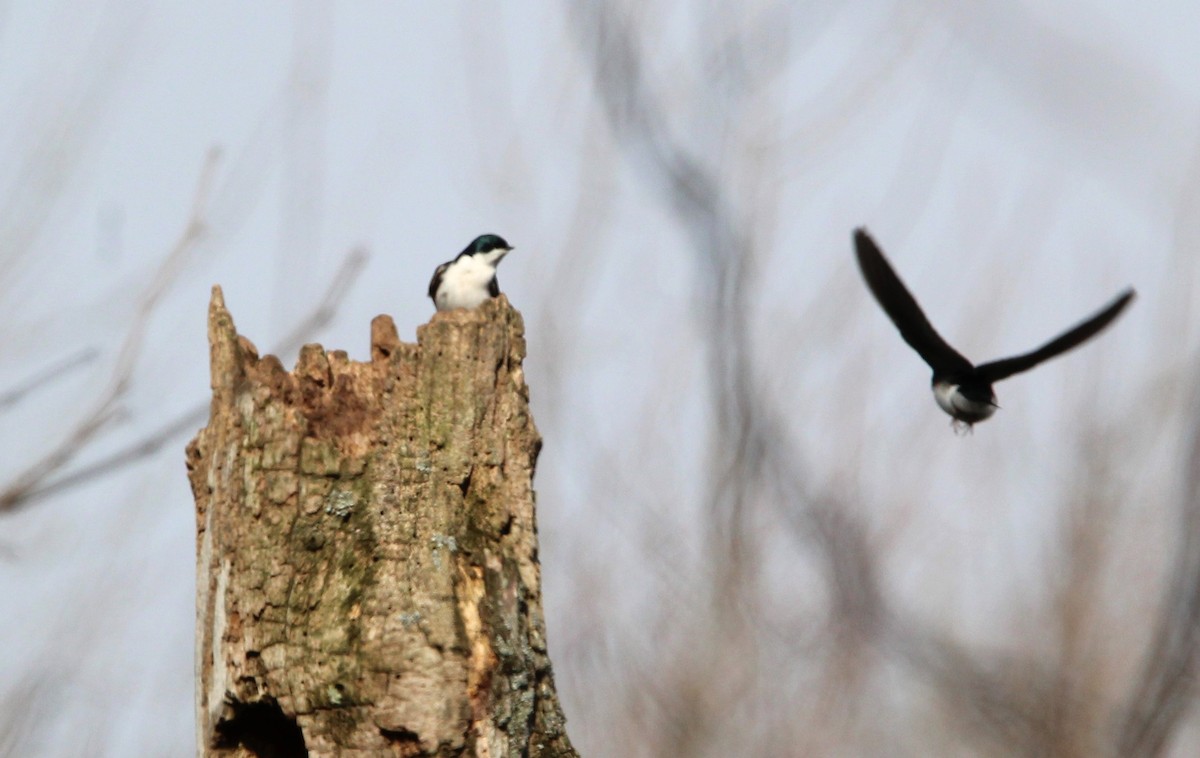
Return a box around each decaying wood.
[186,287,577,757]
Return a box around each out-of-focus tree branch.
[0,149,222,514]
[570,5,900,755]
[269,246,368,358]
[0,4,143,299]
[4,246,367,512]
[1115,390,1200,755]
[573,1,784,587]
[569,5,1200,758]
[0,145,367,516]
[0,348,98,411]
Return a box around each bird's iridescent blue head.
[463,234,512,256]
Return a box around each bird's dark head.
[463,234,513,256]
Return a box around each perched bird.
[428,234,513,311]
[853,228,1134,430]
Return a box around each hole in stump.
[214,697,308,758]
[380,726,422,757]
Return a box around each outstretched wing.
[854,229,973,375]
[975,289,1135,382]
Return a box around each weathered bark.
[186,287,577,758]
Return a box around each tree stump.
[186,287,577,758]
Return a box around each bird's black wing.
[487,275,500,298]
[854,229,974,375]
[428,262,448,301]
[974,289,1135,382]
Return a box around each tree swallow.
[428,234,513,311]
[853,228,1134,430]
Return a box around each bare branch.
[1115,395,1200,755]
[0,148,221,514]
[269,245,368,358]
[8,246,368,510]
[0,347,98,411]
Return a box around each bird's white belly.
[933,382,995,421]
[437,277,492,310]
[436,255,498,310]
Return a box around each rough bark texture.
[186,287,578,758]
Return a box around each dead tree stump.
[186,287,578,758]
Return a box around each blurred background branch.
[563,3,1199,757]
[6,246,367,512]
[0,149,222,515]
[0,347,98,412]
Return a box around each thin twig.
[0,347,99,411]
[1115,397,1200,756]
[271,245,368,358]
[9,246,368,510]
[0,149,221,514]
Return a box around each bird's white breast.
[933,382,960,416]
[435,252,503,310]
[932,382,995,422]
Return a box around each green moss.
[325,706,360,742]
[331,470,379,652]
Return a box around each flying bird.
[428,234,513,311]
[853,228,1134,430]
